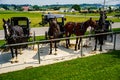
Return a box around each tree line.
[0,4,120,13]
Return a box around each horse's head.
[48,18,62,38]
[100,11,107,19]
[49,18,58,29]
[3,19,11,38]
[87,18,97,29]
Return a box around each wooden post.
[113,34,116,50]
[33,31,35,50]
[37,44,40,64]
[80,38,83,57]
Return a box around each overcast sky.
[0,0,120,5]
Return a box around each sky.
[0,0,120,5]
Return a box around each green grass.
[0,11,120,30]
[0,50,120,80]
[112,28,120,32]
[0,11,42,30]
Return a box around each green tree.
[53,7,60,10]
[88,8,90,13]
[71,4,81,12]
[33,5,40,10]
[2,5,9,10]
[108,6,112,13]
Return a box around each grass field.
[0,10,120,30]
[0,11,42,29]
[0,50,120,80]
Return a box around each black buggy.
[10,17,31,38]
[40,13,66,39]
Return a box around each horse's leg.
[18,48,23,55]
[10,47,14,63]
[54,41,57,55]
[99,44,102,51]
[78,38,82,50]
[68,34,71,47]
[110,34,113,42]
[49,41,52,55]
[15,48,19,63]
[75,38,78,51]
[65,32,71,48]
[94,37,98,51]
[99,36,103,51]
[65,32,69,48]
[66,39,68,48]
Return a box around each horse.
[64,18,97,51]
[2,19,28,63]
[48,18,64,55]
[94,11,108,51]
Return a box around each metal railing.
[0,31,120,64]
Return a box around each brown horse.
[64,18,97,51]
[3,19,28,63]
[48,18,64,54]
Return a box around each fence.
[0,31,120,64]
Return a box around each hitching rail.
[0,31,120,64]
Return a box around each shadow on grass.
[102,50,120,59]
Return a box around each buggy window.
[18,20,27,26]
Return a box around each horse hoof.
[75,49,77,51]
[19,52,23,55]
[54,53,57,55]
[49,53,52,55]
[66,46,69,48]
[15,60,19,63]
[93,49,96,51]
[11,61,14,64]
[10,58,15,63]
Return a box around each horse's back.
[64,22,75,33]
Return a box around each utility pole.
[103,0,106,11]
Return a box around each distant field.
[0,10,120,30]
[0,11,42,30]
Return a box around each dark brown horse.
[3,19,28,63]
[64,18,97,51]
[48,18,63,55]
[94,11,107,51]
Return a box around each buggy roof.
[43,14,64,19]
[11,17,29,21]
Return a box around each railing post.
[113,33,116,50]
[37,43,40,64]
[80,38,83,57]
[33,31,35,50]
